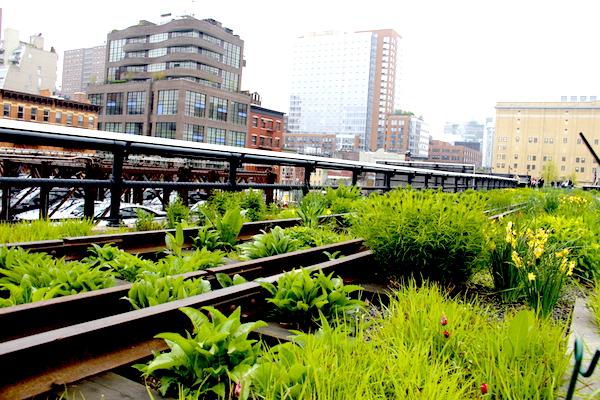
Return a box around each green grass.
[250,282,569,399]
[590,282,600,332]
[0,219,96,244]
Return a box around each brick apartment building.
[246,105,284,151]
[428,139,482,166]
[1,89,100,130]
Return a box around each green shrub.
[238,226,301,260]
[285,226,350,248]
[324,185,362,214]
[259,268,364,327]
[166,196,190,229]
[150,248,225,276]
[351,189,487,284]
[208,190,266,222]
[135,307,266,398]
[135,209,164,231]
[297,193,327,229]
[124,275,211,309]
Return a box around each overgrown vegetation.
[124,275,211,309]
[0,219,95,244]
[351,188,488,284]
[238,226,301,260]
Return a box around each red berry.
[440,315,448,325]
[443,330,450,338]
[480,383,488,394]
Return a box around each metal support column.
[407,173,414,187]
[352,169,359,186]
[0,185,9,221]
[228,158,240,190]
[440,177,446,192]
[384,172,392,191]
[303,165,314,195]
[38,161,51,220]
[424,174,430,189]
[473,178,478,190]
[108,149,125,226]
[454,176,459,192]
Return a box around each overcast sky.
[2,0,600,137]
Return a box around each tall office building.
[288,29,401,151]
[482,117,494,168]
[87,16,250,145]
[62,45,106,97]
[384,113,429,158]
[0,29,57,95]
[494,99,600,184]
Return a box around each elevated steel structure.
[0,119,517,223]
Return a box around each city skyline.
[2,0,600,137]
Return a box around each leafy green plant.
[150,248,225,276]
[351,189,487,284]
[124,275,211,309]
[285,226,350,249]
[297,192,327,228]
[195,208,244,251]
[325,185,362,214]
[259,268,363,327]
[135,307,266,398]
[135,209,164,231]
[488,220,522,302]
[504,222,575,317]
[238,226,301,260]
[207,190,266,222]
[215,273,248,288]
[166,196,190,229]
[85,243,154,282]
[0,247,115,306]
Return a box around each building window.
[183,124,204,142]
[88,94,103,114]
[155,122,176,138]
[544,137,554,144]
[581,167,585,173]
[104,122,123,132]
[251,135,257,145]
[563,138,568,144]
[275,121,281,131]
[184,91,206,118]
[148,48,167,58]
[577,138,582,144]
[43,109,50,122]
[88,116,94,128]
[561,165,566,172]
[17,106,24,119]
[106,93,123,115]
[157,90,178,115]
[77,115,83,126]
[514,154,519,160]
[55,111,62,123]
[171,30,199,38]
[66,113,73,125]
[230,102,247,125]
[107,67,119,81]
[252,117,258,128]
[30,107,37,120]
[125,122,143,135]
[149,33,168,43]
[2,104,10,117]
[127,50,147,58]
[147,63,166,72]
[127,36,147,44]
[223,41,241,68]
[127,91,146,115]
[169,45,197,53]
[108,39,126,62]
[221,70,239,91]
[208,97,228,121]
[206,127,226,145]
[227,131,245,147]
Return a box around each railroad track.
[0,247,373,399]
[1,214,348,259]
[0,204,526,398]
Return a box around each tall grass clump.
[351,189,487,284]
[249,283,568,399]
[0,219,95,244]
[590,282,600,331]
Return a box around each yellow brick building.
[494,100,600,185]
